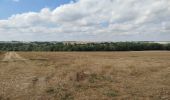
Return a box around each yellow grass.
[0,51,170,100]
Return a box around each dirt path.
[2,52,27,62]
[0,52,49,100]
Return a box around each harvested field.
[0,51,170,100]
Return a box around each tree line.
[0,42,170,51]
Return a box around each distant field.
[0,51,170,100]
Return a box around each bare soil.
[0,51,169,100]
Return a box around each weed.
[76,71,88,82]
[61,93,74,100]
[46,87,55,94]
[32,77,38,85]
[89,73,98,83]
[105,90,117,97]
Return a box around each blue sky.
[0,0,71,19]
[0,0,170,41]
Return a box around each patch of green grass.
[88,73,113,83]
[89,73,98,83]
[105,90,117,97]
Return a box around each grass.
[46,87,55,94]
[0,51,169,100]
[0,52,5,60]
[105,90,118,97]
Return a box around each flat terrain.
[0,51,170,100]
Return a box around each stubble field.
[0,51,170,100]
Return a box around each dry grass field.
[0,51,170,100]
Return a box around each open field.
[0,51,170,100]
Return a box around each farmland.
[0,51,170,100]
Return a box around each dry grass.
[0,52,5,60]
[0,51,170,100]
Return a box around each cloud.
[0,0,170,41]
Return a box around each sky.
[0,0,170,41]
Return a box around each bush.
[0,42,169,51]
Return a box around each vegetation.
[0,42,170,51]
[1,52,170,99]
[105,90,118,97]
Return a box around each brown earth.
[0,51,170,100]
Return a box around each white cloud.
[0,0,170,41]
